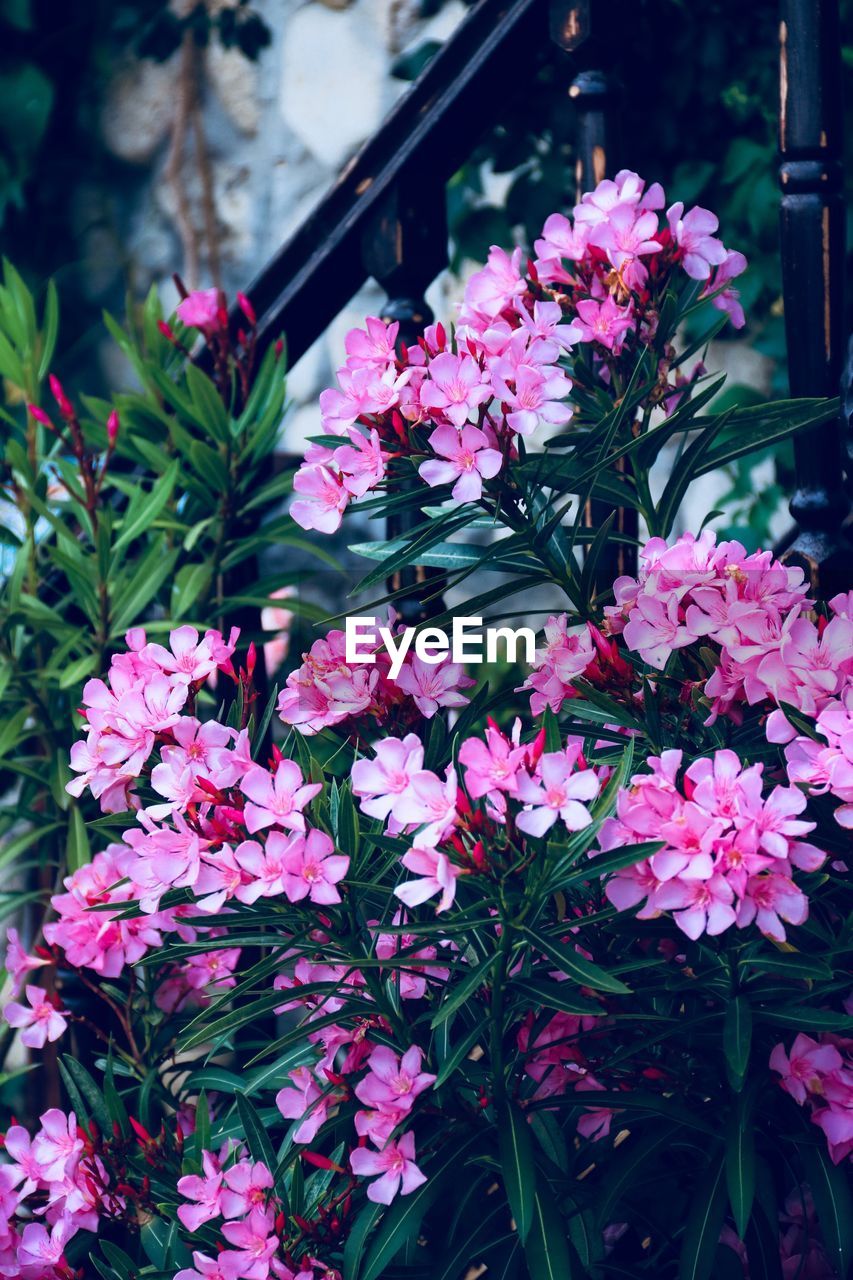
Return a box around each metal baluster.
[553,0,638,587]
[779,0,851,594]
[362,184,449,624]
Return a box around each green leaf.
[679,1151,727,1280]
[342,1201,383,1280]
[523,926,631,995]
[235,1092,277,1173]
[498,1099,536,1243]
[430,952,499,1028]
[799,1137,853,1279]
[60,1056,110,1129]
[66,803,90,873]
[725,1092,755,1238]
[757,1007,853,1033]
[742,953,832,981]
[509,978,603,1017]
[723,997,752,1091]
[524,1180,573,1280]
[113,462,178,552]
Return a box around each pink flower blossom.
[177,288,220,331]
[418,424,502,502]
[393,656,475,719]
[291,463,350,534]
[17,1214,76,1276]
[491,362,573,436]
[667,202,728,280]
[280,828,349,906]
[2,928,49,996]
[354,1045,436,1116]
[349,1132,427,1204]
[572,295,635,353]
[241,759,321,834]
[516,747,600,837]
[394,846,460,913]
[177,1151,225,1231]
[352,734,425,822]
[220,1206,278,1274]
[419,352,492,427]
[769,1035,844,1106]
[31,1110,83,1183]
[3,985,67,1049]
[276,1066,336,1143]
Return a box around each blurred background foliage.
[1,0,851,547]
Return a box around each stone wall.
[92,0,466,446]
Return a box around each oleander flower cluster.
[290,170,746,534]
[2,185,851,1280]
[277,612,474,736]
[598,748,824,942]
[770,1030,853,1165]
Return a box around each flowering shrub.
[0,175,851,1280]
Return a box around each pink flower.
[220,1206,278,1273]
[419,352,492,427]
[458,722,527,799]
[667,202,728,280]
[622,591,693,669]
[144,625,234,684]
[572,295,634,353]
[418,424,502,502]
[4,985,67,1049]
[575,1074,618,1142]
[394,846,460,913]
[349,1132,427,1204]
[651,873,736,940]
[354,1045,436,1115]
[241,759,321,834]
[334,427,387,498]
[589,204,663,285]
[393,656,474,719]
[220,1160,274,1219]
[516,748,600,837]
[393,767,459,848]
[491,363,573,436]
[291,462,349,534]
[344,316,400,369]
[17,1214,76,1275]
[770,1035,844,1106]
[460,245,525,325]
[276,1066,335,1143]
[4,1124,44,1198]
[534,213,591,281]
[735,872,808,942]
[177,288,220,331]
[31,1110,83,1182]
[2,928,49,996]
[280,828,349,906]
[175,1251,248,1280]
[177,1151,225,1231]
[352,734,425,822]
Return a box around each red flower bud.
[49,375,75,421]
[106,410,119,445]
[28,404,54,428]
[237,292,257,327]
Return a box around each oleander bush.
[0,174,851,1280]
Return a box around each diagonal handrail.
[228,0,550,369]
